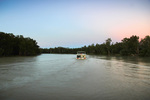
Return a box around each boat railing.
[77,51,86,54]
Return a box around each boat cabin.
[76,51,86,59]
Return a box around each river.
[0,54,150,100]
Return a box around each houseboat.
[76,51,86,59]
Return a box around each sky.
[0,0,150,48]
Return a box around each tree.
[111,42,123,55]
[128,35,139,55]
[0,48,4,56]
[39,34,150,57]
[105,38,112,55]
[0,32,40,56]
[120,35,139,56]
[139,36,150,56]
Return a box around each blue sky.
[0,0,150,48]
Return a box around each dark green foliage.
[121,35,139,56]
[105,38,112,55]
[139,36,150,56]
[41,35,150,57]
[1,31,149,56]
[111,42,123,55]
[0,32,40,56]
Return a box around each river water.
[0,54,150,100]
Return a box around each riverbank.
[0,32,41,57]
[41,35,150,57]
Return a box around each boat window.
[77,55,81,58]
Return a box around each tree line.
[1,31,149,57]
[0,32,40,56]
[41,35,150,57]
